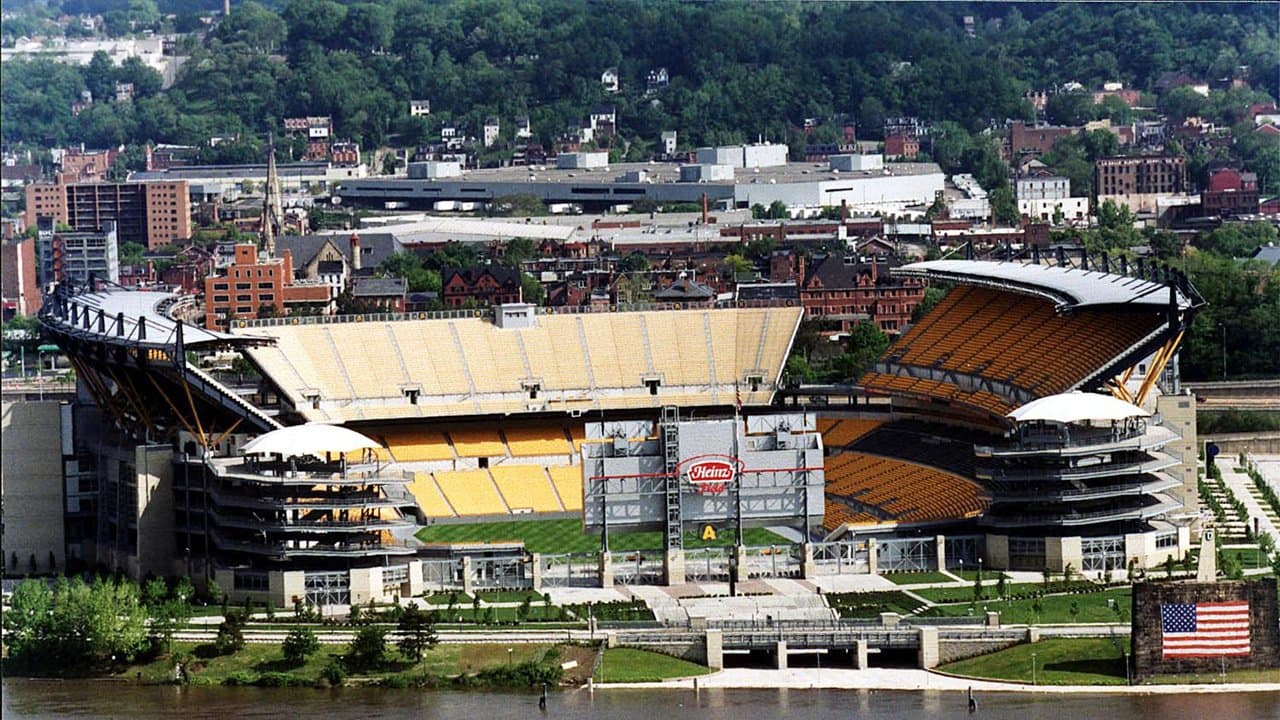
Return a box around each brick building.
[1095,155,1188,214]
[203,244,332,329]
[1009,121,1080,160]
[791,253,925,334]
[883,134,920,159]
[441,266,522,307]
[1,238,42,319]
[24,178,191,249]
[1202,167,1259,217]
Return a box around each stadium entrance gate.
[811,539,869,574]
[305,570,350,606]
[540,553,601,588]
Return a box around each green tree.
[502,237,537,268]
[619,252,650,273]
[282,627,320,666]
[6,577,148,672]
[216,1,287,53]
[831,321,890,381]
[396,604,438,662]
[723,253,753,274]
[990,185,1019,226]
[346,625,388,671]
[214,611,246,656]
[521,272,545,304]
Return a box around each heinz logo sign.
[682,455,740,495]
[688,461,734,482]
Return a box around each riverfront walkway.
[602,667,1280,694]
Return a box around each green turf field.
[415,518,791,554]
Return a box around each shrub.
[281,627,319,665]
[345,626,388,671]
[213,612,245,656]
[322,658,347,686]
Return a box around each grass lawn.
[597,648,713,683]
[912,581,1075,604]
[883,571,955,585]
[474,589,545,603]
[825,590,926,619]
[941,638,1129,686]
[950,570,1009,582]
[416,519,789,554]
[921,587,1132,624]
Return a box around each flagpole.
[734,381,743,546]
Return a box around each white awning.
[240,423,381,457]
[1007,392,1151,424]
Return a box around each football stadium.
[33,251,1204,606]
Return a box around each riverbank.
[600,667,1280,695]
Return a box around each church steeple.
[262,136,283,259]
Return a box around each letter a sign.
[701,524,717,541]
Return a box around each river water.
[4,679,1279,719]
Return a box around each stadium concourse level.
[818,417,990,532]
[862,284,1166,422]
[377,424,589,520]
[235,307,802,423]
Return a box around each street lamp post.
[1220,323,1227,380]
[1031,652,1037,686]
[508,647,513,667]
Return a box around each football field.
[415,518,791,554]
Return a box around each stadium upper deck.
[234,305,803,423]
[860,258,1203,424]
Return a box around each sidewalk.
[1220,462,1279,540]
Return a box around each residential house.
[441,266,523,307]
[514,116,533,140]
[646,67,669,94]
[330,141,361,167]
[410,99,431,117]
[349,277,407,313]
[589,104,617,137]
[653,271,715,306]
[483,117,501,148]
[883,134,920,159]
[661,131,678,158]
[601,67,619,94]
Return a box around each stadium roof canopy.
[1007,392,1151,424]
[43,288,241,348]
[894,260,1191,310]
[241,423,381,457]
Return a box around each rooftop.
[894,260,1194,310]
[346,160,944,189]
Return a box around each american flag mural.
[1160,601,1251,657]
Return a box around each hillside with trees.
[3,1,1276,163]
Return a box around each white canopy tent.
[1007,392,1150,424]
[240,423,381,457]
